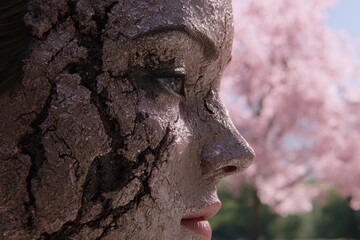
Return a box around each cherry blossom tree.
[221,0,360,221]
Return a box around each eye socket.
[151,68,185,96]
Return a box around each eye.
[156,76,183,94]
[152,68,185,96]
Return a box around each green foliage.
[210,184,276,240]
[312,192,360,239]
[211,186,360,240]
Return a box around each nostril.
[222,165,238,174]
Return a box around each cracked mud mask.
[0,0,254,239]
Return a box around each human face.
[97,0,255,239]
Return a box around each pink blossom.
[223,0,360,214]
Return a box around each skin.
[0,0,254,239]
[102,1,255,239]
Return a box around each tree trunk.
[250,187,261,240]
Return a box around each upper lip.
[181,200,222,221]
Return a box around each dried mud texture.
[0,0,248,239]
[0,0,182,239]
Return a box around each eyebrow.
[132,25,219,61]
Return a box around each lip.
[181,200,222,240]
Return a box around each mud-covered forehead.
[105,0,233,59]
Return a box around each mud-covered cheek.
[142,115,194,211]
[156,117,197,205]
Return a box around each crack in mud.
[19,79,57,229]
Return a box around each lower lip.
[181,217,212,240]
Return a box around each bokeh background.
[213,0,360,239]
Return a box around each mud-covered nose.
[201,130,255,178]
[200,90,255,179]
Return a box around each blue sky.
[326,0,360,57]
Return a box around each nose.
[201,128,255,179]
[200,91,255,179]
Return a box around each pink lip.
[181,201,222,240]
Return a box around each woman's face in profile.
[0,0,254,239]
[99,1,254,239]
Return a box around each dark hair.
[0,0,30,94]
